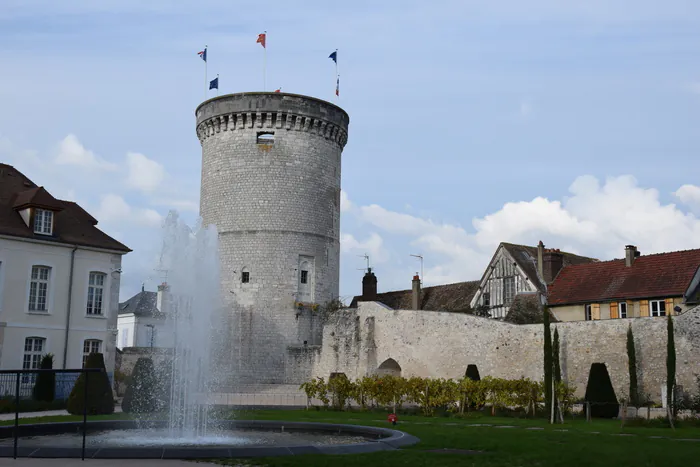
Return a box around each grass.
[3,409,699,466]
[217,409,700,467]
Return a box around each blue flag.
[329,51,337,63]
[198,48,207,62]
[209,77,218,90]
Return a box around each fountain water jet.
[156,211,222,438]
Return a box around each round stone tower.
[196,92,349,385]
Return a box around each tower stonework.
[196,93,349,385]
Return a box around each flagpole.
[263,31,267,91]
[204,45,208,101]
[335,49,338,102]
[216,74,219,97]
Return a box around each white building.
[117,283,170,349]
[0,163,130,377]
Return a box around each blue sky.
[1,1,700,301]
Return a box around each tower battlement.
[196,93,348,148]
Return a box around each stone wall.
[196,93,349,385]
[313,302,700,403]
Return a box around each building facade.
[196,92,349,385]
[117,283,171,349]
[0,164,130,382]
[548,245,700,321]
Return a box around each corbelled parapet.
[195,92,349,148]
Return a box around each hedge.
[67,353,114,415]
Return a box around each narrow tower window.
[241,271,250,283]
[300,270,308,284]
[256,132,274,144]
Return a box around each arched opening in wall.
[583,363,619,418]
[465,364,481,381]
[376,358,401,377]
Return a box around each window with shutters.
[87,272,106,315]
[619,302,628,318]
[28,266,51,312]
[650,300,666,317]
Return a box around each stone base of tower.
[211,307,323,388]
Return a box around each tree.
[584,363,619,418]
[32,353,55,402]
[543,306,553,419]
[626,325,639,407]
[553,328,561,384]
[67,353,114,415]
[667,314,676,421]
[122,357,159,414]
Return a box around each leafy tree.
[32,353,55,402]
[122,357,158,414]
[66,353,114,415]
[327,373,354,410]
[667,314,676,419]
[626,325,640,407]
[584,363,619,418]
[543,306,553,418]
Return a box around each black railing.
[0,368,103,460]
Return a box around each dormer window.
[33,209,53,235]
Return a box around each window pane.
[659,301,666,311]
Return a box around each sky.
[1,0,700,302]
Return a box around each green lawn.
[220,409,700,467]
[3,409,699,466]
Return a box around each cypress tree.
[666,314,676,417]
[626,325,639,407]
[553,328,561,384]
[32,353,55,402]
[543,306,553,418]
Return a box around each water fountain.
[0,211,419,459]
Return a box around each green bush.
[32,353,55,402]
[66,353,114,415]
[122,358,159,414]
[584,363,619,418]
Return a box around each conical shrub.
[32,353,55,402]
[67,353,114,415]
[584,363,619,418]
[122,357,159,414]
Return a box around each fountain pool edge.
[0,420,420,459]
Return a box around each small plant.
[32,353,55,402]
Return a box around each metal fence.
[0,368,103,460]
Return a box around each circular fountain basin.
[0,420,420,459]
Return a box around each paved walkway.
[0,460,214,466]
[0,408,122,422]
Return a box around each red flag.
[256,33,266,48]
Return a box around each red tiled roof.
[0,163,130,252]
[350,280,480,312]
[547,249,700,305]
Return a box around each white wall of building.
[0,236,123,373]
[117,314,170,349]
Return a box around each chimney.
[412,274,421,310]
[543,249,564,284]
[537,241,545,280]
[361,267,378,300]
[157,282,169,312]
[625,245,639,267]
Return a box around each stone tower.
[196,92,349,385]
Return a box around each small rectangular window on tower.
[300,270,308,284]
[256,132,274,144]
[241,272,250,283]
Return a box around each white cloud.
[55,134,117,171]
[675,184,700,209]
[96,193,162,228]
[340,190,352,212]
[343,175,700,287]
[125,152,165,193]
[340,232,389,265]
